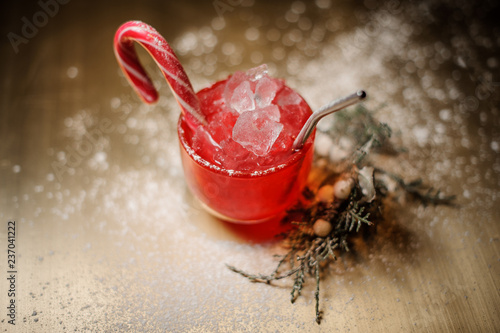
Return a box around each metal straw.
[292,90,367,151]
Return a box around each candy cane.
[114,21,207,128]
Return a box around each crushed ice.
[224,65,285,156]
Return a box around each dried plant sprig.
[226,105,456,324]
[228,183,382,324]
[374,167,457,206]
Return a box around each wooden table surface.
[1,0,499,332]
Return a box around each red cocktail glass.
[177,78,315,222]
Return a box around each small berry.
[313,218,332,237]
[333,178,354,200]
[316,185,334,203]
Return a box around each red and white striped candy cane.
[114,21,206,128]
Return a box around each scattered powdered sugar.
[66,66,79,79]
[12,0,500,331]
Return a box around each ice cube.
[214,138,252,170]
[223,71,246,110]
[256,105,281,122]
[230,80,255,113]
[276,86,303,106]
[255,76,280,108]
[232,109,284,156]
[246,64,268,81]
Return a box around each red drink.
[178,66,315,223]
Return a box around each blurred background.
[1,0,499,331]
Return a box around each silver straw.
[292,90,367,151]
